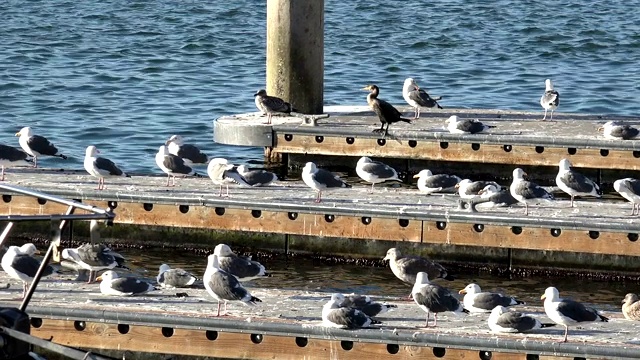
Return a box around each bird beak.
[34,250,41,255]
[458,289,466,294]
[361,86,371,91]
[253,93,259,97]
[96,275,103,281]
[382,255,390,261]
[15,132,20,137]
[478,189,485,195]
[597,126,604,132]
[622,299,626,304]
[412,174,419,179]
[454,183,461,189]
[164,139,171,145]
[540,294,546,300]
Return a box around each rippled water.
[1,1,639,172]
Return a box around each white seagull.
[540,79,560,121]
[334,293,397,318]
[509,168,554,215]
[203,254,262,317]
[0,144,32,181]
[402,78,443,119]
[213,244,269,282]
[15,127,67,168]
[254,89,296,124]
[355,156,400,190]
[301,162,351,203]
[541,286,608,343]
[1,244,55,299]
[458,283,524,313]
[155,145,198,186]
[321,293,381,329]
[488,305,556,333]
[413,169,461,194]
[555,159,601,207]
[165,135,208,166]
[445,116,495,134]
[237,165,277,187]
[614,178,640,215]
[96,270,155,296]
[598,121,640,140]
[83,145,129,190]
[412,272,468,327]
[477,184,519,208]
[207,158,250,196]
[456,179,501,199]
[157,264,198,288]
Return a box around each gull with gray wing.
[1,244,55,299]
[204,254,262,317]
[207,158,250,196]
[509,168,554,215]
[542,286,608,342]
[488,305,556,333]
[213,244,268,282]
[0,144,32,181]
[237,165,277,187]
[383,247,453,286]
[477,184,519,208]
[155,145,198,186]
[445,116,494,134]
[15,127,67,168]
[412,272,468,327]
[456,179,500,199]
[322,293,381,329]
[335,293,397,317]
[157,264,198,288]
[598,121,640,140]
[413,169,461,194]
[355,156,400,190]
[301,162,351,203]
[84,145,129,190]
[614,178,640,215]
[165,135,208,166]
[555,159,601,207]
[459,283,524,313]
[254,89,296,124]
[402,78,443,119]
[97,270,155,296]
[540,79,560,121]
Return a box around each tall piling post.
[266,0,324,115]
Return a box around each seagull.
[203,254,262,317]
[1,243,55,299]
[237,165,277,187]
[413,169,461,194]
[488,305,556,333]
[156,264,198,288]
[165,135,208,166]
[458,283,524,313]
[213,244,269,282]
[61,243,121,283]
[83,146,129,190]
[412,272,468,327]
[456,179,501,199]
[622,293,640,321]
[155,145,198,186]
[598,121,640,140]
[322,293,382,329]
[334,293,397,318]
[207,158,250,196]
[509,168,554,215]
[0,144,32,181]
[15,127,67,168]
[363,84,412,136]
[254,89,296,124]
[383,248,453,286]
[445,116,495,134]
[540,79,560,121]
[555,159,601,207]
[541,286,608,342]
[96,270,155,296]
[301,162,351,203]
[477,184,519,208]
[402,78,443,119]
[614,178,640,215]
[355,156,400,190]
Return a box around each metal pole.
[0,221,14,248]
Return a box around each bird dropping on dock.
[412,272,468,327]
[157,264,198,288]
[598,121,640,140]
[301,162,351,203]
[540,79,559,121]
[207,158,250,197]
[0,144,32,181]
[236,165,277,187]
[459,283,524,313]
[213,244,269,282]
[15,127,67,168]
[413,169,461,194]
[84,146,129,190]
[445,116,495,134]
[488,305,556,333]
[1,243,55,299]
[362,84,412,136]
[254,89,296,124]
[614,178,640,215]
[509,168,554,215]
[155,145,198,186]
[321,293,381,329]
[355,157,400,190]
[555,159,601,207]
[204,254,262,317]
[402,78,443,119]
[541,286,608,343]
[165,135,209,166]
[96,270,155,296]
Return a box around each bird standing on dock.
[83,146,129,190]
[413,169,461,194]
[96,270,155,296]
[355,157,400,190]
[0,144,32,181]
[155,145,198,186]
[322,293,382,329]
[362,84,411,136]
[509,168,554,215]
[412,272,468,327]
[540,79,560,121]
[477,184,519,208]
[488,305,556,333]
[1,243,55,299]
[383,248,453,286]
[458,283,524,313]
[207,158,250,196]
[445,116,494,134]
[61,243,122,283]
[254,89,296,124]
[622,293,640,321]
[165,135,209,167]
[334,293,397,318]
[204,254,262,317]
[598,121,640,140]
[402,78,443,119]
[15,127,67,168]
[213,244,269,282]
[456,179,501,199]
[236,165,277,187]
[157,264,198,288]
[301,162,351,203]
[555,159,601,207]
[541,286,608,343]
[614,178,640,215]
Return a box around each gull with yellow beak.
[541,286,608,342]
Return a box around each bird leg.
[22,282,28,300]
[384,123,390,137]
[424,312,430,327]
[633,203,638,216]
[87,270,96,284]
[217,184,223,197]
[315,191,322,203]
[433,313,438,327]
[165,174,171,186]
[561,325,569,343]
[416,107,421,119]
[1,166,5,181]
[570,196,575,207]
[216,302,221,317]
[171,176,176,187]
[33,157,38,168]
[541,109,548,121]
[550,110,555,121]
[266,114,272,125]
[524,203,529,216]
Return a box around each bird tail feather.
[250,296,262,304]
[400,118,412,124]
[57,154,68,160]
[540,323,556,328]
[599,314,609,322]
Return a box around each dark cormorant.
[362,85,411,136]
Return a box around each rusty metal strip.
[274,134,640,170]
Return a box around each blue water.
[1,1,639,172]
